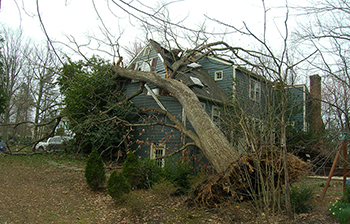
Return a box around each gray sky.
[0,0,305,61]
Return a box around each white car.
[35,136,73,152]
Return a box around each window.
[143,47,151,56]
[212,106,221,124]
[150,143,165,167]
[135,59,152,72]
[214,71,223,81]
[146,88,159,96]
[249,78,261,102]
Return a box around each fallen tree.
[189,147,311,207]
[112,65,239,173]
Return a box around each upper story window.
[135,59,152,72]
[131,57,157,73]
[143,47,151,56]
[212,105,221,125]
[249,78,261,102]
[214,71,223,81]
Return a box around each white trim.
[214,70,223,81]
[249,78,261,102]
[127,42,152,69]
[232,65,237,98]
[150,143,165,168]
[143,47,151,56]
[207,55,233,66]
[182,107,186,127]
[144,84,166,111]
[135,58,153,72]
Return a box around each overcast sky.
[0,0,306,61]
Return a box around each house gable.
[122,39,313,171]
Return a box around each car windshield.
[0,142,6,146]
[48,136,72,143]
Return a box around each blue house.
[124,39,312,171]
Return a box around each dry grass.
[0,153,343,223]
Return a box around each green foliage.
[121,153,192,194]
[107,170,131,199]
[122,152,143,189]
[290,184,315,214]
[163,160,192,195]
[84,148,106,191]
[329,201,350,224]
[139,159,164,189]
[59,56,135,156]
[341,184,350,203]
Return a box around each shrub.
[329,200,350,224]
[84,148,106,191]
[163,160,192,195]
[122,152,142,189]
[139,159,164,189]
[107,170,131,199]
[290,184,315,214]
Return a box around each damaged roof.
[149,39,230,103]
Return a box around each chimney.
[309,74,324,134]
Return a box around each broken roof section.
[148,39,230,103]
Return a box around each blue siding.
[124,41,311,172]
[198,57,234,96]
[287,85,308,131]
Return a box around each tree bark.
[112,66,239,173]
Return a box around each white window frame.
[143,47,151,56]
[249,78,261,102]
[150,143,165,168]
[146,88,159,96]
[135,59,152,72]
[211,105,221,124]
[214,71,223,81]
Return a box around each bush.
[139,159,164,189]
[122,152,143,189]
[163,160,192,195]
[84,148,106,191]
[290,184,315,214]
[107,170,131,199]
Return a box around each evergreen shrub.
[139,159,163,189]
[163,160,191,195]
[84,148,106,191]
[107,170,131,199]
[290,184,315,214]
[122,152,142,188]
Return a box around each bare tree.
[295,0,350,135]
[26,42,62,140]
[0,26,31,142]
[29,1,311,220]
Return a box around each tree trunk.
[112,66,239,173]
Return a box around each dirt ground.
[0,154,344,223]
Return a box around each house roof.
[148,39,230,103]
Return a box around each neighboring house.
[124,39,314,171]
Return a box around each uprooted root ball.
[189,147,311,207]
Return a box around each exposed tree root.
[189,147,311,207]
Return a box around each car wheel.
[38,146,44,152]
